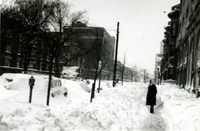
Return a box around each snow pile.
[79,82,91,92]
[2,73,47,91]
[159,84,200,131]
[0,73,200,131]
[65,83,150,130]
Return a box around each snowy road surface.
[0,73,200,131]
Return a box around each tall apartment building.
[161,4,179,81]
[160,1,200,97]
[178,0,200,96]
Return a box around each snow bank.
[0,75,21,100]
[159,84,200,131]
[3,73,47,91]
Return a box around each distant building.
[154,54,162,84]
[160,42,164,54]
[59,24,115,80]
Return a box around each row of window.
[3,57,50,71]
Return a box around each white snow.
[0,73,200,131]
[61,66,79,79]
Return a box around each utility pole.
[0,7,1,74]
[113,22,120,87]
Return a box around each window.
[198,37,200,60]
[17,58,21,68]
[191,40,194,53]
[66,53,70,58]
[6,44,11,53]
[31,50,36,56]
[41,54,43,60]
[18,46,21,55]
[53,64,55,70]
[46,55,50,61]
[33,42,37,47]
[40,62,43,70]
[28,63,34,69]
[199,77,200,86]
[4,57,11,66]
[172,23,176,35]
[179,23,182,33]
[46,64,49,70]
[192,0,194,10]
[186,6,189,18]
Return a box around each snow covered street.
[0,73,200,131]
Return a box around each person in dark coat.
[146,79,157,113]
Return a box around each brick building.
[161,4,179,81]
[179,0,200,96]
[0,38,51,75]
[0,22,115,80]
[61,24,115,80]
[160,1,200,97]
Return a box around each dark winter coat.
[146,84,157,106]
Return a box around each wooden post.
[113,22,120,87]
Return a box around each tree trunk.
[90,68,98,102]
[46,54,53,106]
[23,38,33,71]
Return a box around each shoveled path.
[141,102,168,131]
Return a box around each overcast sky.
[67,0,180,74]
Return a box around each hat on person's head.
[149,79,152,85]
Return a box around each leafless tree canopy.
[1,0,88,74]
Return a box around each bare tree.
[1,0,88,105]
[13,0,55,71]
[42,0,87,106]
[121,53,126,85]
[54,27,92,77]
[87,28,112,102]
[129,64,140,82]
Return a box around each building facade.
[160,1,200,97]
[154,54,163,84]
[0,38,51,75]
[161,4,179,82]
[0,22,115,81]
[61,25,115,80]
[180,0,200,96]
